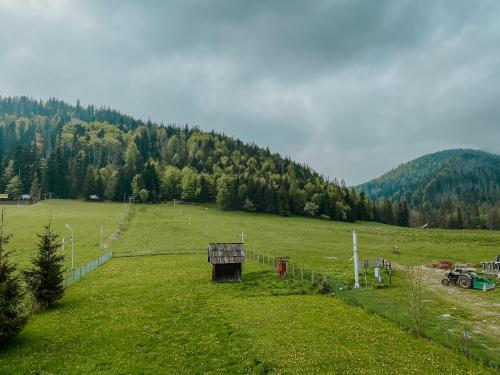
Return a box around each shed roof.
[208,243,245,265]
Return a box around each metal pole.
[71,230,75,270]
[66,224,75,270]
[98,221,103,250]
[353,230,360,289]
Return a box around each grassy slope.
[2,200,128,269]
[0,255,491,374]
[1,200,498,372]
[114,203,499,367]
[115,203,500,271]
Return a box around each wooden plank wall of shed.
[212,263,242,282]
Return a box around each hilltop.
[0,96,373,223]
[357,149,500,228]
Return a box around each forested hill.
[356,149,500,229]
[0,96,382,223]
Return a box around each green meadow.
[1,200,499,373]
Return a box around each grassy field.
[1,200,129,269]
[114,202,500,270]
[0,254,493,374]
[113,203,500,368]
[1,200,499,373]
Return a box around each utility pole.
[352,230,360,289]
[65,224,75,270]
[98,221,104,250]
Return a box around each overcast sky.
[1,0,499,184]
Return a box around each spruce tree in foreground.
[0,211,28,346]
[24,224,65,309]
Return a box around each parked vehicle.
[441,268,462,286]
[442,267,495,291]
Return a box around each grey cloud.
[1,0,500,184]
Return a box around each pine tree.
[6,176,23,200]
[216,175,233,210]
[0,210,28,346]
[23,223,65,309]
[398,200,410,227]
[30,173,41,201]
[276,184,290,216]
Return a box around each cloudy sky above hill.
[1,0,499,184]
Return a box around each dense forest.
[0,96,407,225]
[357,149,500,229]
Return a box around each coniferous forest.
[0,96,396,224]
[357,149,500,229]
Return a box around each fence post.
[311,271,314,284]
[463,326,470,356]
[301,267,303,281]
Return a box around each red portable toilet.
[278,259,287,277]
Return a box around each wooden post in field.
[463,326,470,356]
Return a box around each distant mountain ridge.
[356,149,500,229]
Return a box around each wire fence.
[102,205,136,250]
[114,249,205,258]
[246,248,499,370]
[65,251,113,287]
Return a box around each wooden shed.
[208,243,245,282]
